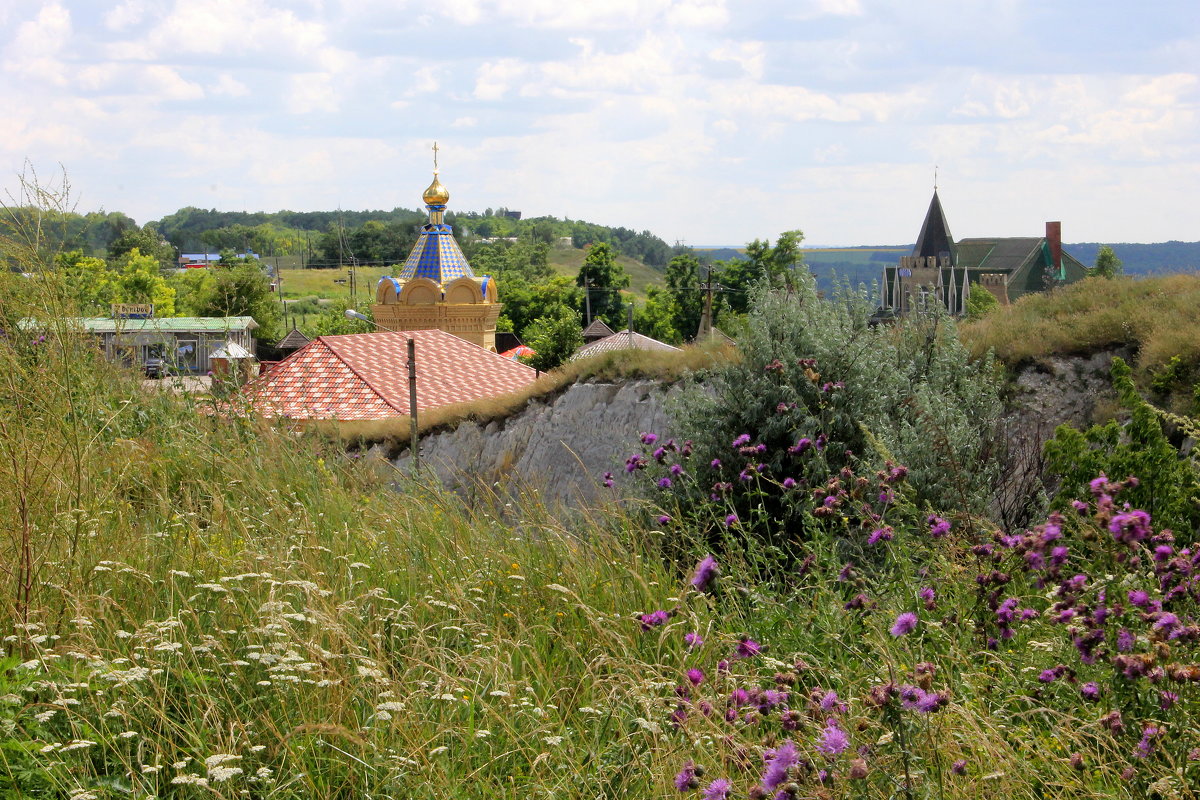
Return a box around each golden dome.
[423,172,449,206]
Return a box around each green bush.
[1045,357,1200,533]
[652,276,1000,557]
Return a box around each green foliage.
[1091,244,1124,278]
[523,305,583,372]
[577,242,630,330]
[108,222,175,267]
[185,262,282,341]
[664,253,704,341]
[718,230,805,314]
[965,283,1001,320]
[633,286,682,344]
[56,248,176,316]
[1045,357,1200,532]
[672,274,1002,540]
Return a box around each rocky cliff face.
[391,380,681,507]
[390,351,1128,514]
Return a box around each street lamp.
[343,310,419,473]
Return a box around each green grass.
[4,267,1200,799]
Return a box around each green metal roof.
[71,317,258,333]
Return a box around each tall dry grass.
[960,274,1200,373]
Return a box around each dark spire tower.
[912,190,956,265]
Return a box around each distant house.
[179,251,259,268]
[880,191,1089,316]
[581,319,616,343]
[572,329,681,360]
[242,329,538,421]
[46,315,258,374]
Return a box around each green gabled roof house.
[880,190,1089,316]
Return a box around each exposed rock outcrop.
[391,380,681,507]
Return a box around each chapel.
[372,148,502,351]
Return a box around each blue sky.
[1,0,1197,246]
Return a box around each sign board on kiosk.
[111,304,154,319]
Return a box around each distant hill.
[697,242,1200,294]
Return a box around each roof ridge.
[315,334,410,415]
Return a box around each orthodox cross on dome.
[933,164,938,192]
[432,140,439,173]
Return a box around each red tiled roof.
[242,330,537,420]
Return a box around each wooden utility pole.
[408,337,419,474]
[583,276,593,327]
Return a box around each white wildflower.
[249,745,266,753]
[68,790,99,800]
[61,740,96,752]
[40,743,60,753]
[171,774,209,786]
[194,583,228,593]
[435,693,458,701]
[428,746,449,756]
[168,570,192,578]
[209,766,243,783]
[489,690,509,697]
[474,730,491,739]
[118,731,138,739]
[376,702,405,712]
[141,764,163,774]
[34,709,57,723]
[542,736,563,746]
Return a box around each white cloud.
[3,3,72,86]
[211,72,250,97]
[142,64,205,100]
[285,72,338,114]
[105,0,149,30]
[474,58,529,100]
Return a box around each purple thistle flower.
[724,513,739,527]
[657,477,673,489]
[819,689,844,713]
[951,759,967,775]
[1128,589,1150,607]
[641,432,658,445]
[734,637,762,659]
[702,779,731,800]
[687,668,704,686]
[710,458,722,469]
[918,587,936,609]
[670,463,684,476]
[1160,691,1178,710]
[1117,628,1135,651]
[761,740,799,791]
[732,434,751,448]
[674,761,698,791]
[653,446,667,462]
[867,526,894,545]
[691,554,720,592]
[1071,499,1089,513]
[782,477,796,489]
[1080,682,1101,702]
[1038,669,1059,683]
[890,612,918,637]
[684,631,703,650]
[656,515,672,525]
[789,437,812,455]
[1109,509,1152,545]
[1153,612,1180,633]
[1136,726,1161,759]
[815,719,849,757]
[639,610,669,630]
[927,515,951,538]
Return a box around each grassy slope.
[274,243,661,305]
[960,273,1200,373]
[5,274,1197,798]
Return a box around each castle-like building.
[372,155,502,351]
[880,190,1089,316]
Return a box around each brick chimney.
[1046,220,1062,272]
